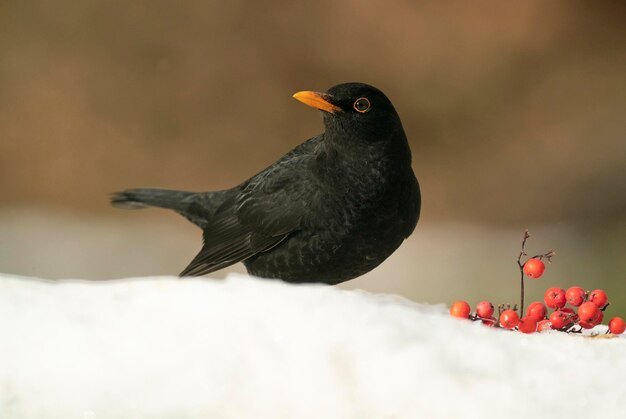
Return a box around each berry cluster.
[449,231,624,336]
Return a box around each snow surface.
[0,273,624,419]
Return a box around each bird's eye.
[353,97,371,113]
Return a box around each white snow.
[0,273,624,419]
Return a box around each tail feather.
[110,188,194,211]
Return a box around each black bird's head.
[293,82,404,145]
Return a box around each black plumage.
[111,82,420,284]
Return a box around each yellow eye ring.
[353,97,371,113]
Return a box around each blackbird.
[111,82,420,284]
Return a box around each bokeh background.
[1,1,624,317]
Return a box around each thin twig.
[517,230,530,315]
[516,230,556,318]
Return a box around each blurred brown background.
[1,1,625,316]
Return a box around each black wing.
[179,137,322,276]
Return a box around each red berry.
[588,289,608,309]
[482,316,497,327]
[560,307,579,323]
[608,317,626,335]
[579,319,597,329]
[544,287,566,309]
[476,301,495,319]
[523,258,545,279]
[578,302,600,323]
[499,310,520,329]
[450,301,471,319]
[536,319,552,332]
[549,310,573,329]
[526,302,547,322]
[580,310,603,329]
[595,310,604,325]
[518,316,537,334]
[565,286,585,307]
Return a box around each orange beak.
[292,91,343,114]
